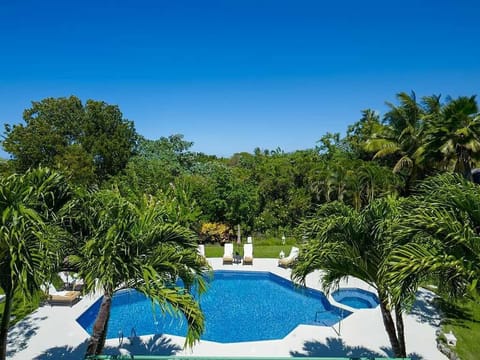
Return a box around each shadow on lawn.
[436,297,480,328]
[290,337,424,360]
[34,334,181,359]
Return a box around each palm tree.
[0,168,69,360]
[364,92,436,193]
[291,199,409,358]
[66,190,210,356]
[422,96,480,179]
[386,173,480,303]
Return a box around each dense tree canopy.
[1,90,480,357]
[0,168,70,360]
[3,96,138,185]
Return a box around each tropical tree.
[364,92,433,193]
[291,199,409,358]
[65,190,209,356]
[422,96,480,179]
[345,109,383,160]
[0,168,70,360]
[386,173,480,304]
[2,96,138,185]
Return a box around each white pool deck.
[7,258,447,359]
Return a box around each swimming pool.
[77,271,351,343]
[331,288,379,309]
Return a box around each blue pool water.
[77,271,351,343]
[331,288,379,309]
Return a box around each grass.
[0,290,43,327]
[437,294,480,360]
[204,237,299,259]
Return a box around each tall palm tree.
[292,199,409,358]
[0,168,69,360]
[422,96,480,179]
[66,190,209,356]
[364,92,438,193]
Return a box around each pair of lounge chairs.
[278,246,299,268]
[223,243,253,265]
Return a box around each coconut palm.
[364,92,437,193]
[66,190,210,356]
[0,168,69,360]
[422,96,480,179]
[292,198,409,358]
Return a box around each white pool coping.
[7,258,447,359]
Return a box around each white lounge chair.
[58,272,71,289]
[197,244,205,257]
[243,243,253,265]
[45,283,81,306]
[278,246,299,268]
[223,243,233,264]
[72,276,84,291]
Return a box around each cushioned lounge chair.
[243,243,253,265]
[278,246,299,268]
[45,283,81,306]
[223,243,234,264]
[48,291,81,306]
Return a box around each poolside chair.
[197,244,205,257]
[58,272,71,289]
[223,243,234,264]
[243,243,253,265]
[278,246,299,268]
[45,283,81,307]
[72,276,84,291]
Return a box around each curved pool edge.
[77,269,353,343]
[330,287,380,311]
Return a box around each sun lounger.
[223,243,234,264]
[243,243,253,265]
[47,290,81,306]
[198,244,205,257]
[278,246,299,268]
[45,283,81,306]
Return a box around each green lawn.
[204,243,298,258]
[0,290,42,327]
[438,294,480,360]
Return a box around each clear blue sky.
[1,0,479,157]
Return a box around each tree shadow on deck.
[408,288,442,327]
[33,334,182,359]
[290,337,424,360]
[6,314,47,358]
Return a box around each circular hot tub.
[332,288,379,309]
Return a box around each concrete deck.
[7,258,446,359]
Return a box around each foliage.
[422,96,480,179]
[200,222,231,243]
[0,167,70,360]
[65,189,209,356]
[292,199,409,357]
[386,173,480,301]
[437,294,480,360]
[2,96,138,185]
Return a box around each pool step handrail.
[314,310,342,336]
